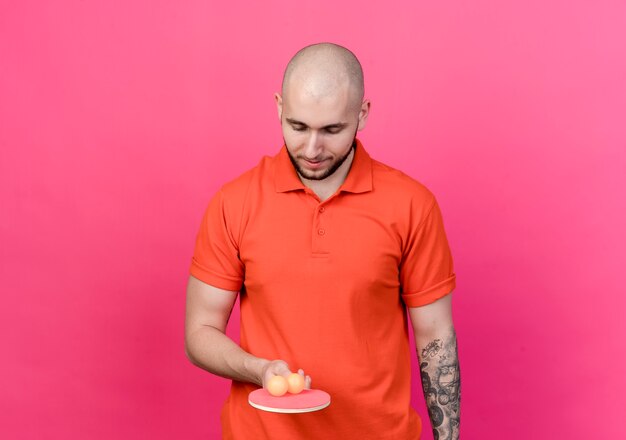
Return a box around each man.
[185,43,460,439]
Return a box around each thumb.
[275,363,292,377]
[262,360,292,387]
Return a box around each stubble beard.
[286,138,357,181]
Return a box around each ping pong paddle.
[248,388,331,413]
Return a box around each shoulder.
[218,154,275,201]
[200,153,275,225]
[370,158,437,212]
[200,154,275,242]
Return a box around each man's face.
[275,84,369,181]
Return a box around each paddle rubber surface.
[248,389,331,413]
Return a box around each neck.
[299,148,355,201]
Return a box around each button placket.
[312,203,329,255]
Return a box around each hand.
[260,360,312,390]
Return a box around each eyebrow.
[285,118,348,130]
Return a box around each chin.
[299,169,330,181]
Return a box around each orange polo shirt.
[190,139,456,440]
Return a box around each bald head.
[281,43,364,109]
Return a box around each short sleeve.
[189,189,244,292]
[399,196,456,307]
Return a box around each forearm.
[185,325,269,386]
[416,326,461,440]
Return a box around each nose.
[303,131,322,159]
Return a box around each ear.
[274,93,283,122]
[357,99,371,131]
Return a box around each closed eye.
[285,118,347,134]
[324,127,343,134]
[286,118,307,132]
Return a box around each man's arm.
[184,275,311,387]
[409,294,461,440]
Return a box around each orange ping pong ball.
[287,373,305,394]
[267,375,288,397]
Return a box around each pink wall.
[1,1,624,438]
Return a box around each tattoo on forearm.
[421,339,443,358]
[418,329,461,440]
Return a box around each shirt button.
[319,207,325,213]
[318,229,325,236]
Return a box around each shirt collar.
[274,138,373,194]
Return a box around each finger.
[305,375,312,389]
[273,360,291,377]
[298,369,304,376]
[279,364,293,377]
[263,360,290,387]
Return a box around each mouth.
[302,158,327,170]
